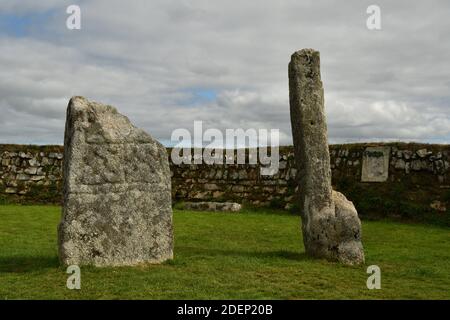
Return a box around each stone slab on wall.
[361,146,391,182]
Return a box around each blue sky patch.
[194,89,217,101]
[0,10,56,37]
[182,88,218,106]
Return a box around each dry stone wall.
[0,145,63,203]
[1,143,449,224]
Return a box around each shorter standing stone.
[58,97,173,267]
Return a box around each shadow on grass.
[0,250,308,273]
[176,246,308,261]
[0,255,59,273]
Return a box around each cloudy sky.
[0,0,449,146]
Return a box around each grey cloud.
[0,0,449,146]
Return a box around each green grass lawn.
[0,205,449,299]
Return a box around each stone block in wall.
[212,191,224,199]
[207,169,216,179]
[41,157,52,166]
[5,187,17,194]
[231,185,245,193]
[238,169,247,180]
[24,167,38,175]
[394,159,406,170]
[261,180,277,185]
[19,152,33,159]
[411,160,422,171]
[48,152,63,160]
[204,183,219,191]
[361,146,390,182]
[403,150,413,160]
[214,169,223,179]
[28,158,40,166]
[229,170,239,180]
[416,149,432,158]
[16,173,31,181]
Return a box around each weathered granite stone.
[58,96,173,267]
[289,49,364,265]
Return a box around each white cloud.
[0,0,449,145]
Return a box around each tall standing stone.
[58,96,173,266]
[289,49,364,265]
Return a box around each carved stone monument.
[361,146,391,182]
[289,49,365,265]
[58,96,173,266]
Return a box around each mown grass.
[0,205,449,299]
